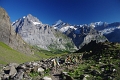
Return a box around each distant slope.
[0,42,37,65]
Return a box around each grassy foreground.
[0,42,68,65]
[0,42,39,65]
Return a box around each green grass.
[0,42,68,65]
[0,42,38,65]
[34,50,68,59]
[32,45,68,59]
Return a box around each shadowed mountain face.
[0,7,33,54]
[12,14,77,51]
[64,25,107,48]
[53,21,107,48]
[105,29,120,43]
[95,22,120,43]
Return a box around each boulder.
[32,62,38,67]
[14,71,24,80]
[42,76,52,80]
[83,77,87,80]
[9,66,17,78]
[37,67,44,73]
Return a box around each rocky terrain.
[0,7,33,54]
[0,41,120,80]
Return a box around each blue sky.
[0,0,120,25]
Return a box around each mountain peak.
[56,20,63,24]
[26,14,33,18]
[12,14,42,26]
[53,20,63,27]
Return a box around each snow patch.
[31,20,41,25]
[60,26,76,32]
[23,16,26,18]
[99,26,120,35]
[53,20,63,27]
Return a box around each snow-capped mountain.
[52,21,107,48]
[94,22,120,42]
[53,20,120,43]
[53,20,77,32]
[12,14,110,50]
[12,14,76,51]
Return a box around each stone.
[33,62,38,67]
[3,74,9,80]
[18,64,26,69]
[0,74,3,80]
[37,67,44,73]
[14,71,24,80]
[9,63,19,68]
[101,68,105,72]
[9,66,17,78]
[83,77,87,80]
[84,74,90,78]
[42,76,52,80]
[62,71,68,75]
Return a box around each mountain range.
[53,20,120,43]
[12,14,77,51]
[1,6,120,53]
[12,14,108,50]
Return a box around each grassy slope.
[0,42,68,65]
[0,42,38,65]
[33,47,68,59]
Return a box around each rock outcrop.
[0,7,33,54]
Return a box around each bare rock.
[37,67,44,73]
[9,66,17,78]
[42,76,52,80]
[14,71,24,80]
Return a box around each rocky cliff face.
[0,7,33,54]
[12,14,76,51]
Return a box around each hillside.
[0,42,38,65]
